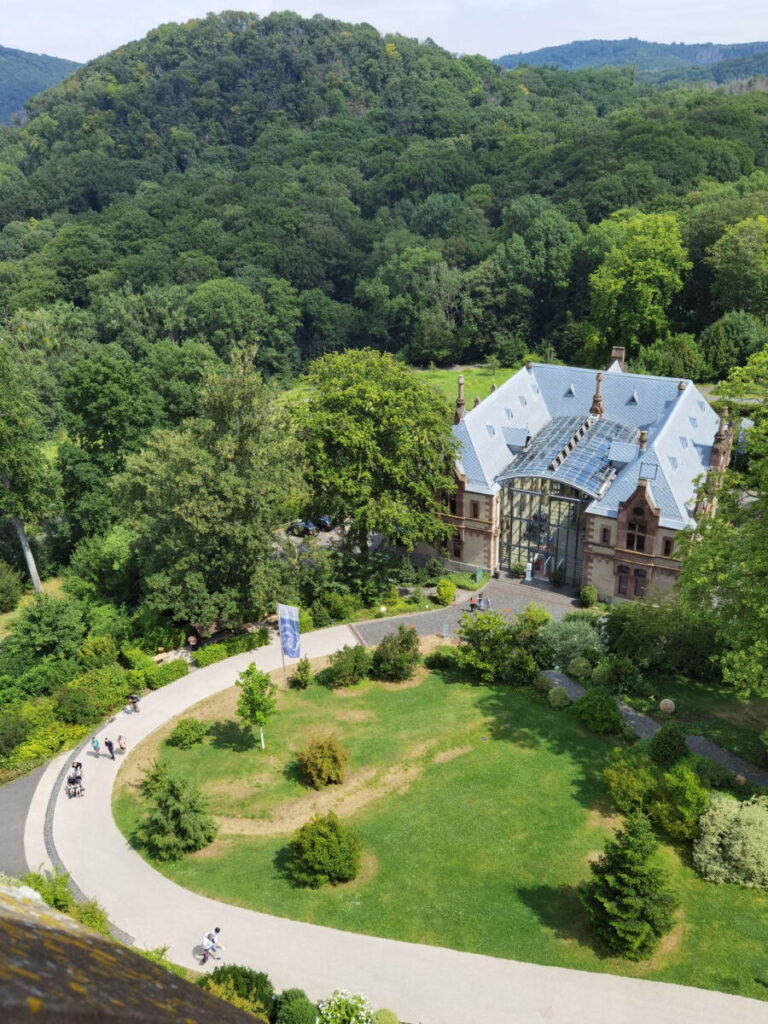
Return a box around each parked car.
[317,515,334,531]
[287,520,319,537]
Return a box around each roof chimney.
[678,380,687,392]
[454,375,465,425]
[590,371,605,418]
[639,429,648,452]
[610,346,625,371]
[525,360,533,371]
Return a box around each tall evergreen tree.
[137,766,217,861]
[580,810,678,960]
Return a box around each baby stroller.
[66,772,85,798]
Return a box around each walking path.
[541,670,768,786]
[11,615,768,1022]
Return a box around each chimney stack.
[678,380,687,392]
[590,371,605,418]
[610,346,625,371]
[454,375,466,424]
[639,429,648,452]
[525,360,534,371]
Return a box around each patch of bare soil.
[433,746,472,764]
[334,709,376,723]
[187,836,236,860]
[215,760,424,837]
[586,805,623,832]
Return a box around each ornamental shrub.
[137,770,217,860]
[0,559,23,613]
[693,793,768,889]
[548,685,571,709]
[648,764,710,841]
[566,656,592,681]
[199,965,275,1019]
[649,721,688,769]
[324,592,359,622]
[326,645,370,688]
[276,989,318,1024]
[423,646,457,671]
[456,610,516,684]
[591,654,646,697]
[602,746,657,812]
[435,577,456,607]
[420,557,444,585]
[146,659,189,689]
[289,657,313,689]
[297,735,349,789]
[77,635,119,669]
[223,628,270,655]
[316,989,374,1024]
[573,686,622,735]
[580,811,678,960]
[298,608,314,633]
[193,643,230,668]
[54,685,99,725]
[166,717,208,749]
[534,618,603,670]
[580,585,598,608]
[372,1012,400,1024]
[499,646,539,687]
[510,603,551,650]
[287,812,361,888]
[0,711,30,757]
[371,625,420,682]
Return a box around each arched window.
[626,507,646,552]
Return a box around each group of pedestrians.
[90,735,127,760]
[468,591,492,614]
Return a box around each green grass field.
[114,669,768,1001]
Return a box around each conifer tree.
[580,810,678,959]
[137,767,217,861]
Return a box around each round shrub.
[435,577,456,607]
[0,559,23,613]
[297,735,349,789]
[566,656,592,681]
[649,721,688,769]
[166,717,209,749]
[423,646,457,671]
[573,686,622,735]
[317,989,374,1024]
[371,625,420,682]
[580,585,598,608]
[648,764,710,841]
[603,746,657,812]
[534,618,603,670]
[547,685,571,709]
[287,812,361,888]
[78,635,119,669]
[199,965,275,1018]
[137,771,217,860]
[694,794,768,889]
[289,657,313,690]
[591,654,646,697]
[373,1012,400,1024]
[55,685,99,725]
[327,645,370,688]
[276,989,318,1024]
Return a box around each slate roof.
[453,363,719,529]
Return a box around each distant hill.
[0,44,80,123]
[497,38,768,82]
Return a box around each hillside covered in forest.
[0,44,79,124]
[497,37,768,81]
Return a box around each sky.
[5,0,768,64]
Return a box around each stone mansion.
[431,349,733,601]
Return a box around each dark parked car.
[317,515,334,531]
[287,520,319,537]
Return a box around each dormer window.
[626,508,646,553]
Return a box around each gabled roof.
[453,363,719,528]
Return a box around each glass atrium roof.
[497,416,639,497]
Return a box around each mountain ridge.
[0,43,80,123]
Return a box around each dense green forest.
[497,37,768,81]
[3,12,768,777]
[0,44,79,124]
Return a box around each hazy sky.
[5,1,767,64]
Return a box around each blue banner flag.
[277,603,301,659]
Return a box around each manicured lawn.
[114,669,768,1001]
[639,676,768,766]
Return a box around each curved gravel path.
[16,621,768,1024]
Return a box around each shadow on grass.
[517,883,595,951]
[282,758,306,786]
[208,720,256,752]
[272,842,296,884]
[474,684,615,809]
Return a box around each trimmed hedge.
[146,659,189,689]
[193,628,270,668]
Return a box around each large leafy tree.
[588,210,691,354]
[707,215,768,318]
[298,350,457,553]
[0,339,60,590]
[115,350,300,630]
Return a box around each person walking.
[128,693,140,713]
[90,737,100,757]
[469,595,477,614]
[71,762,83,781]
[484,595,492,611]
[104,737,115,761]
[117,735,127,754]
